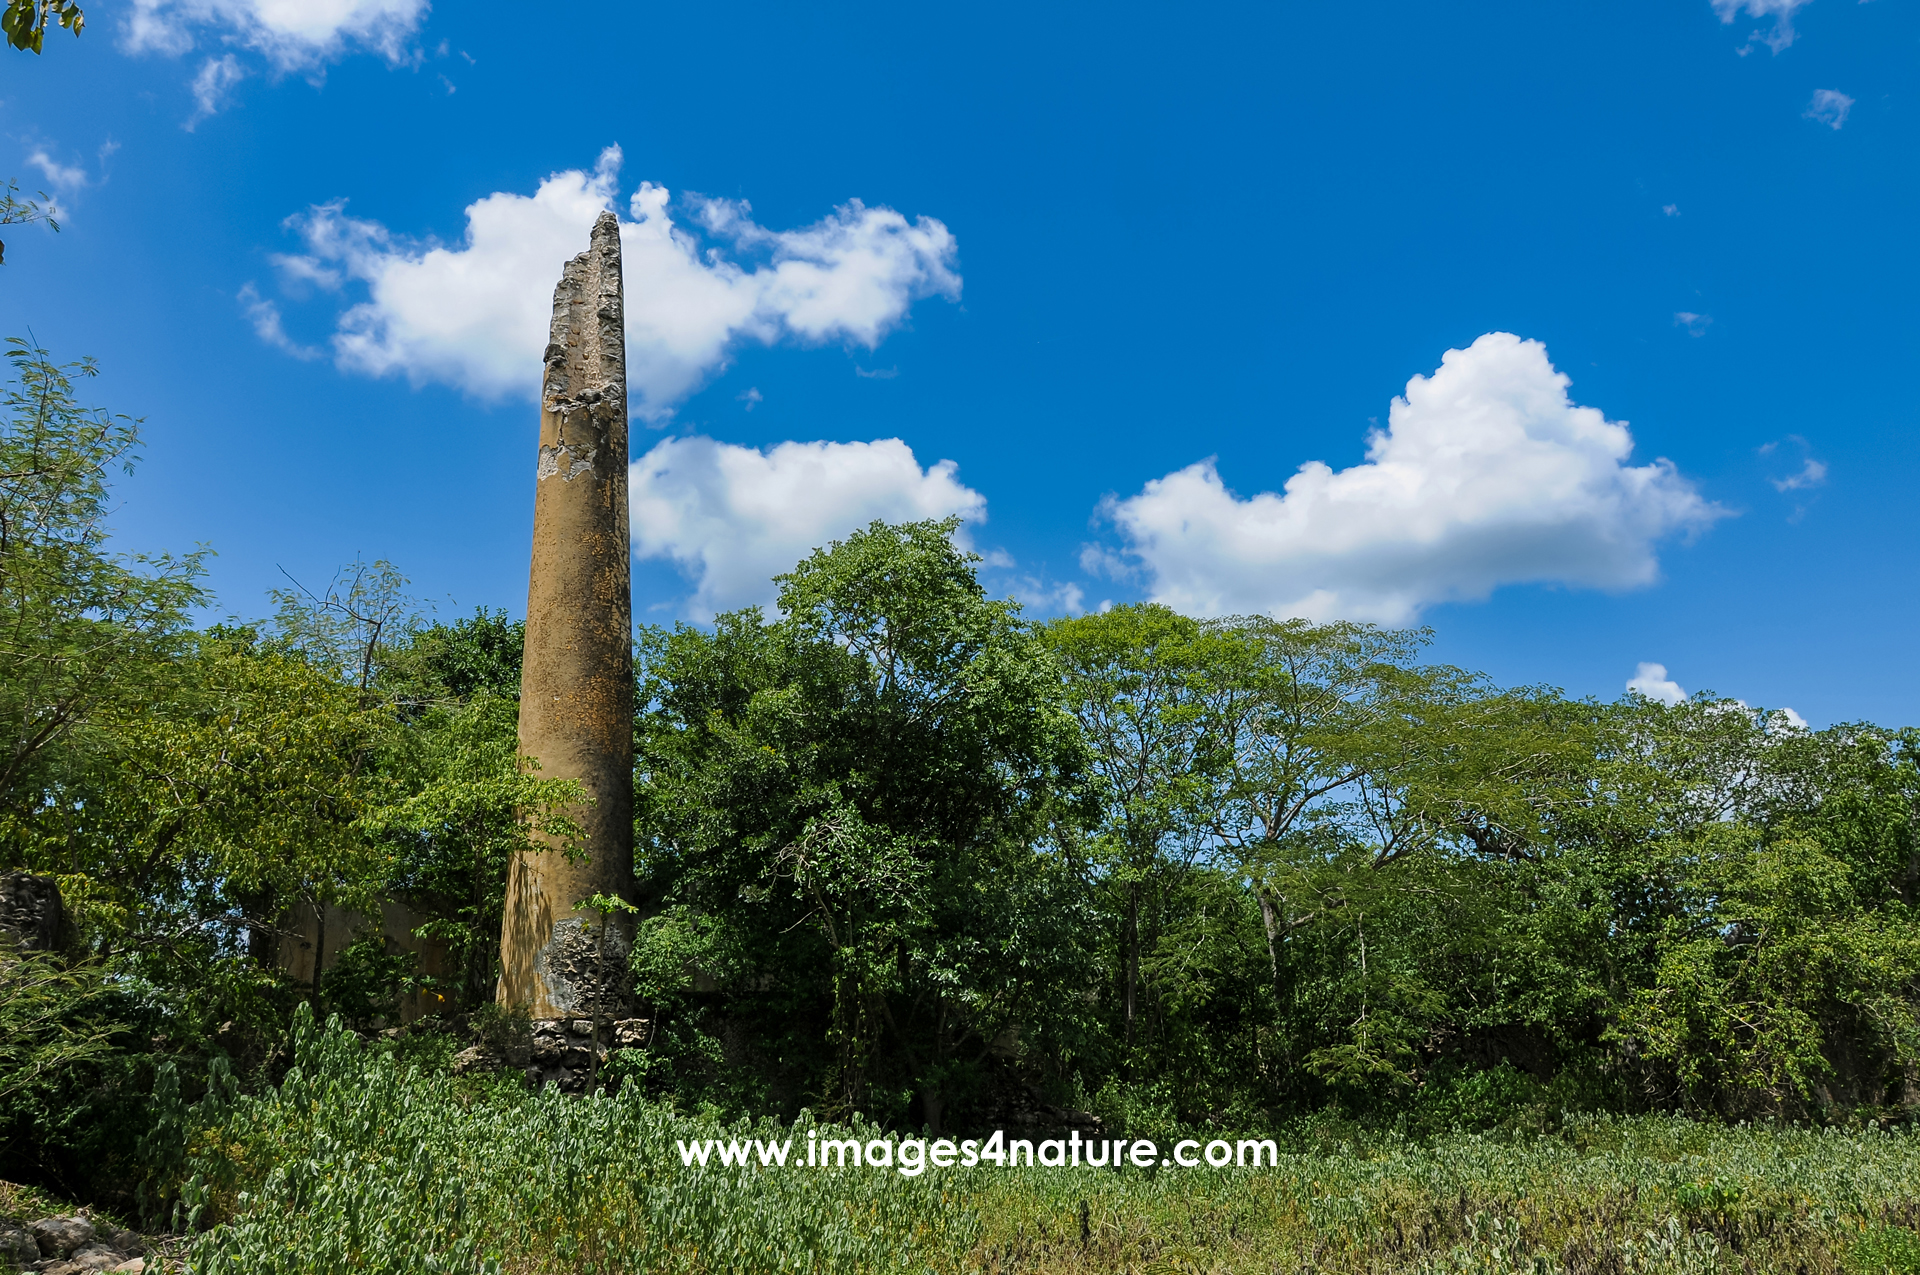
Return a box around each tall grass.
[959,1121,1920,1274]
[174,1009,1920,1275]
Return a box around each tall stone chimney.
[498,212,635,1026]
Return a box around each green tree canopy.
[633,519,1091,1127]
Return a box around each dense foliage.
[630,520,1092,1126]
[1,342,1917,1230]
[635,569,1920,1134]
[0,347,582,1202]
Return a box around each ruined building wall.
[273,899,456,1023]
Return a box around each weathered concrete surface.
[498,211,636,1021]
[275,899,456,1023]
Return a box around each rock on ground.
[2,1217,155,1275]
[26,1217,93,1259]
[0,1225,37,1269]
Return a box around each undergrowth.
[170,1007,1920,1275]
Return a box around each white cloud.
[1627,662,1810,728]
[1805,89,1854,130]
[185,54,245,128]
[978,551,1086,615]
[1710,0,1815,53]
[270,251,342,294]
[273,149,623,399]
[270,148,960,420]
[237,282,322,359]
[1772,457,1827,491]
[1628,662,1688,705]
[1674,311,1712,336]
[630,435,985,618]
[1662,204,1681,217]
[1078,542,1135,581]
[1096,332,1727,625]
[1001,577,1087,617]
[124,0,428,71]
[26,149,86,194]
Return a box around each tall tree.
[633,520,1092,1127]
[1191,619,1436,995]
[0,339,206,840]
[1043,604,1229,1054]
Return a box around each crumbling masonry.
[497,212,641,1090]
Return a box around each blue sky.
[2,0,1914,724]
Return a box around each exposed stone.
[519,1017,612,1094]
[28,1217,94,1259]
[498,209,637,1025]
[0,1224,37,1269]
[67,1244,123,1271]
[0,873,62,952]
[612,1017,650,1049]
[0,1215,164,1275]
[451,1044,496,1075]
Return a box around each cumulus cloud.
[269,147,960,419]
[1094,333,1727,625]
[1710,0,1815,53]
[123,0,428,71]
[1674,311,1712,337]
[630,436,985,618]
[1627,662,1688,705]
[1805,89,1854,130]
